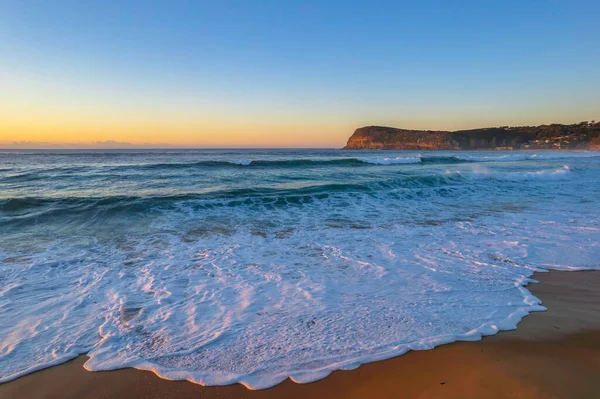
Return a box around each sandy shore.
[2,270,600,399]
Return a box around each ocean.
[1,149,599,388]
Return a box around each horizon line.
[0,146,341,150]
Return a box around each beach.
[2,149,599,396]
[3,2,599,397]
[2,269,599,399]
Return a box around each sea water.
[0,149,599,388]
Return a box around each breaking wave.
[1,149,599,388]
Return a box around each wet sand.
[2,270,600,399]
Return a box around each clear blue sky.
[1,0,599,147]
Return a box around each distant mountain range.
[344,121,600,150]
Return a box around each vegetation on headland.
[344,121,600,150]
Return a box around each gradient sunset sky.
[1,1,599,148]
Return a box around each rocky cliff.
[344,122,600,150]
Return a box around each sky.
[1,0,599,148]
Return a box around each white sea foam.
[2,205,598,388]
[455,154,532,162]
[449,164,572,181]
[230,160,252,166]
[498,165,571,180]
[362,156,422,165]
[1,150,599,389]
[529,152,600,159]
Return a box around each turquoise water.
[1,149,599,388]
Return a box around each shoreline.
[2,270,600,398]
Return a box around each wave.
[423,154,541,164]
[0,174,469,218]
[99,156,515,171]
[495,165,571,181]
[0,172,42,182]
[454,153,600,162]
[109,154,594,171]
[1,151,599,390]
[454,165,572,181]
[2,186,598,388]
[3,154,595,183]
[102,156,480,171]
[359,156,422,165]
[117,156,494,169]
[108,158,370,171]
[453,154,531,162]
[0,164,577,216]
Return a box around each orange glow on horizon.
[0,117,354,148]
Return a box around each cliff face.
[344,122,600,150]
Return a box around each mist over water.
[1,149,599,388]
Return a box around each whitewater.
[1,149,599,389]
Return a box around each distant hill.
[344,121,600,150]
